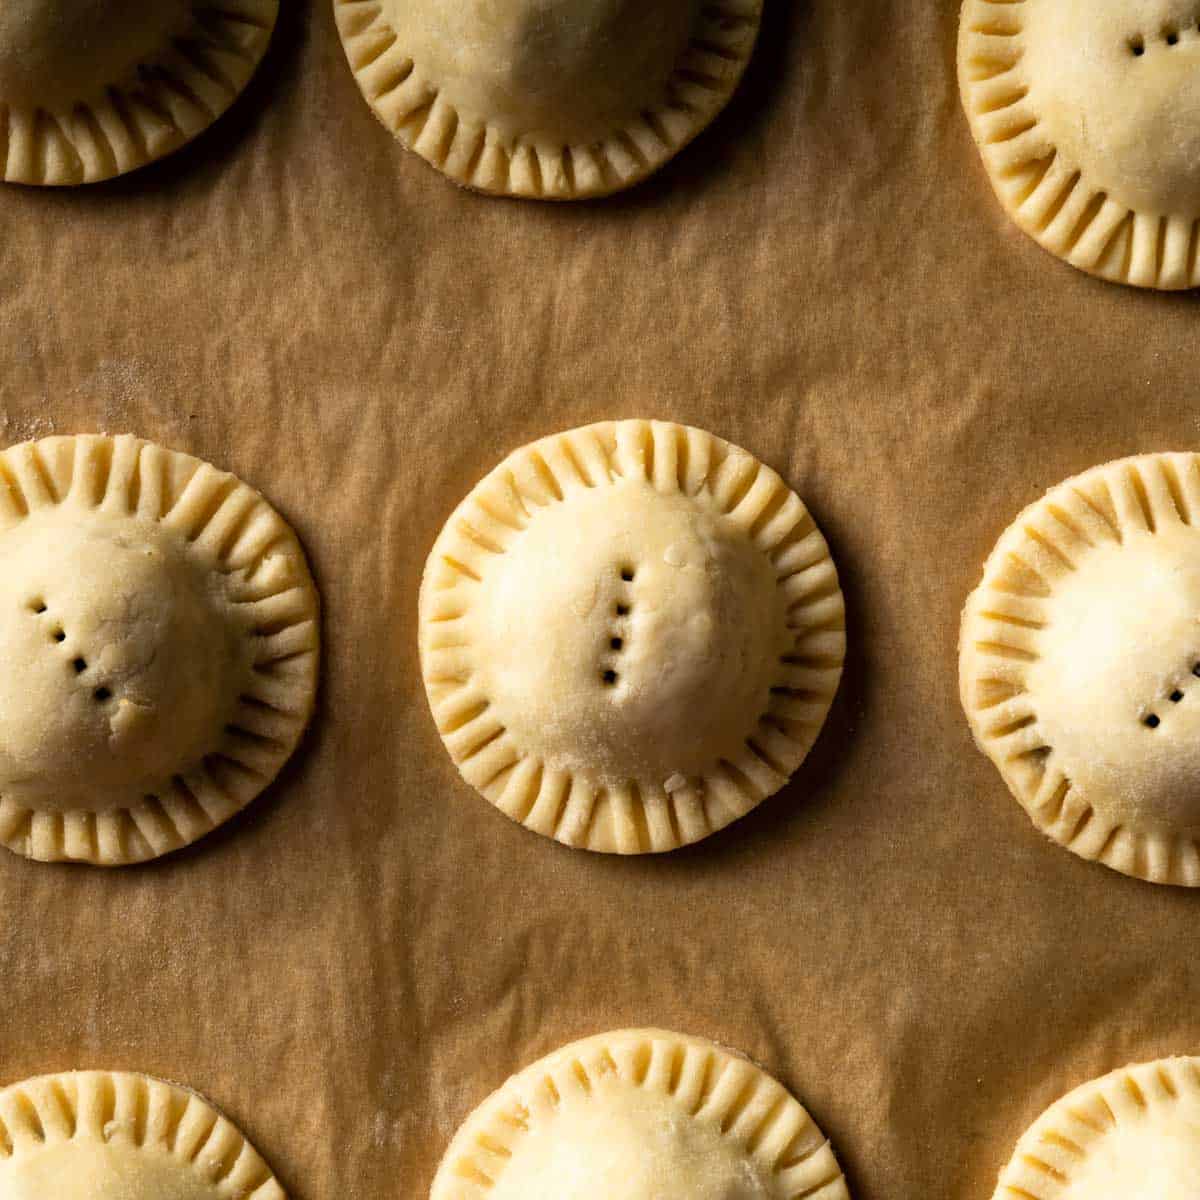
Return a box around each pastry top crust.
[0,1070,285,1200]
[0,0,278,186]
[419,419,845,854]
[993,1057,1200,1200]
[959,0,1200,288]
[0,434,319,866]
[430,1028,849,1200]
[334,0,761,199]
[960,452,1200,885]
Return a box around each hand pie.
[431,1028,849,1200]
[333,0,761,199]
[959,0,1200,288]
[0,1070,284,1199]
[0,0,278,185]
[0,433,319,865]
[419,419,845,853]
[993,1057,1200,1199]
[961,453,1200,885]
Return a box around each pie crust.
[0,0,278,186]
[960,452,1200,885]
[0,1070,285,1199]
[333,0,761,199]
[430,1028,849,1200]
[419,419,845,853]
[0,433,319,866]
[959,0,1200,288]
[993,1057,1200,1200]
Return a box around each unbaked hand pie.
[959,0,1200,288]
[431,1028,849,1200]
[0,433,319,866]
[0,1070,285,1199]
[0,0,278,185]
[419,419,845,853]
[333,0,761,199]
[993,1057,1200,1199]
[960,452,1200,886]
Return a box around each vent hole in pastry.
[1130,36,1146,54]
[28,599,46,613]
[610,637,623,650]
[1166,28,1180,44]
[53,629,65,642]
[1145,713,1161,728]
[72,657,87,674]
[1193,662,1200,677]
[602,669,619,685]
[615,603,630,616]
[1171,690,1184,703]
[620,567,635,582]
[93,687,112,702]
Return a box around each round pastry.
[419,419,845,854]
[430,1028,849,1200]
[333,0,761,199]
[0,0,278,185]
[960,452,1200,885]
[0,433,319,866]
[0,1070,285,1199]
[959,0,1200,288]
[993,1057,1200,1199]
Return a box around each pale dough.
[0,0,278,185]
[419,419,845,853]
[0,1071,285,1200]
[333,0,761,199]
[0,433,320,866]
[959,0,1200,288]
[994,1057,1200,1200]
[960,452,1200,885]
[430,1029,849,1200]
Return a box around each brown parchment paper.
[2,1,1200,1197]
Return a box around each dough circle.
[0,433,320,866]
[0,1070,285,1200]
[0,0,278,185]
[430,1028,850,1200]
[419,419,845,853]
[993,1057,1200,1200]
[958,0,1200,288]
[333,0,761,199]
[960,452,1200,885]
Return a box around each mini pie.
[0,433,319,866]
[419,419,845,854]
[333,0,761,199]
[993,1057,1200,1200]
[431,1028,849,1200]
[959,0,1200,288]
[0,1070,285,1199]
[960,452,1200,886]
[0,0,278,186]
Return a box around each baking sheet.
[2,0,1199,1196]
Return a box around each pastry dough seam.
[333,0,762,199]
[962,452,1200,885]
[959,0,1200,288]
[994,1058,1200,1200]
[1,0,277,186]
[420,419,845,853]
[0,1071,285,1199]
[438,1031,847,1200]
[0,434,319,865]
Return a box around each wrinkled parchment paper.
[2,1,1199,1197]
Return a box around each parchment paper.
[2,1,1199,1197]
